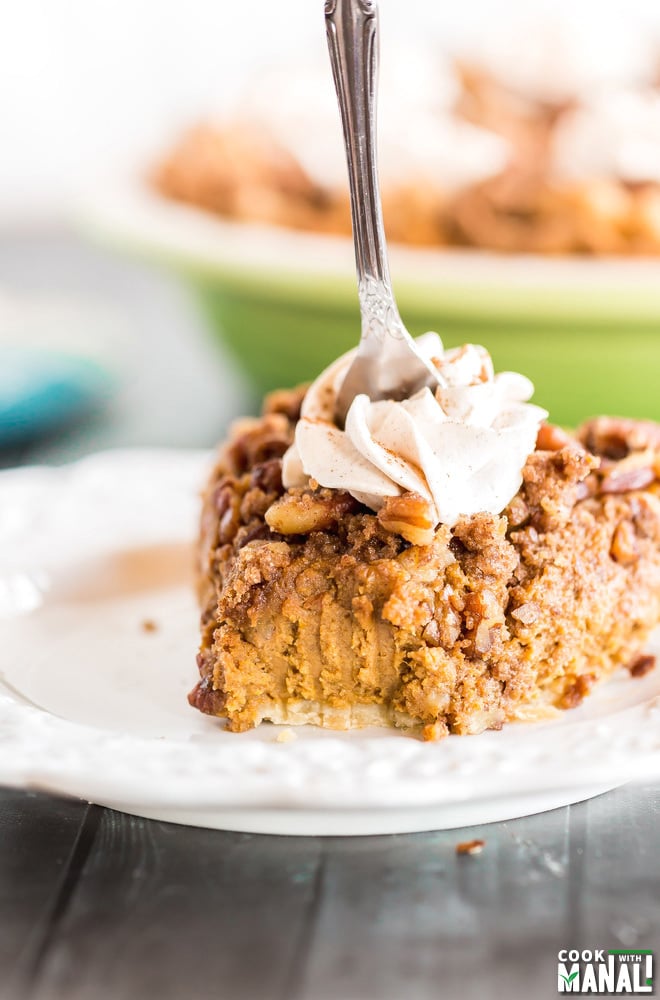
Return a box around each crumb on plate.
[275,728,298,744]
[628,653,656,678]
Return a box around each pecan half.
[263,385,307,423]
[188,678,225,716]
[559,673,596,710]
[377,492,436,546]
[226,414,292,475]
[579,416,660,459]
[250,458,283,494]
[536,423,572,452]
[265,490,356,535]
[610,520,640,565]
[214,485,241,544]
[600,466,655,495]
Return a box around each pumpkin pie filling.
[190,371,660,739]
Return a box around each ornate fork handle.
[325,0,437,424]
[324,0,404,344]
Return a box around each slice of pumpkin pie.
[190,336,660,739]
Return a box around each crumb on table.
[456,839,486,856]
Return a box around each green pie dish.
[89,189,660,427]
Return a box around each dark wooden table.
[1,230,659,1000]
[2,785,659,1000]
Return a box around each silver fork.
[324,0,438,426]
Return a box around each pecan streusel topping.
[191,392,660,737]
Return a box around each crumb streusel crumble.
[190,386,660,739]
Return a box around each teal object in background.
[0,347,113,447]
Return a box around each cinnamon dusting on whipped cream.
[282,334,547,529]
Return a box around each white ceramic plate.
[1,450,659,836]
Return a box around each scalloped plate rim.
[1,450,659,834]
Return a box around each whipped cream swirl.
[282,334,547,530]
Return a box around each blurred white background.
[3,0,660,221]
